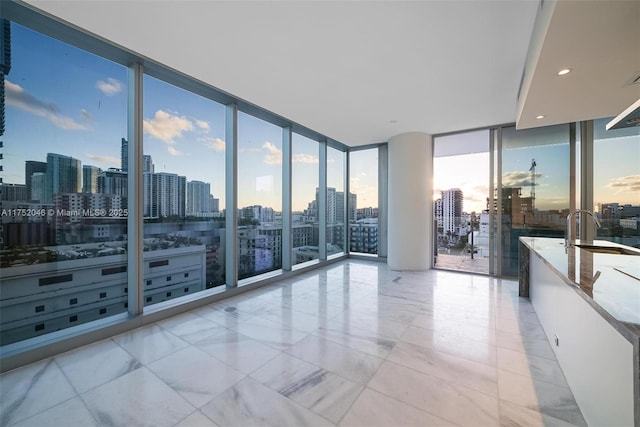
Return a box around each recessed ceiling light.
[557,68,572,76]
[536,115,545,120]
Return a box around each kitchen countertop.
[520,237,640,331]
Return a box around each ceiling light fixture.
[557,68,572,76]
[536,115,545,119]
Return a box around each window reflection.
[327,147,346,255]
[237,112,282,279]
[142,75,226,306]
[292,134,319,265]
[0,22,128,344]
[593,118,640,248]
[349,149,378,254]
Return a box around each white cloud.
[5,80,87,130]
[293,153,319,164]
[502,171,542,188]
[167,146,184,156]
[86,154,119,165]
[196,120,210,131]
[262,141,282,165]
[96,77,124,96]
[607,175,640,192]
[80,108,93,122]
[143,110,193,144]
[203,137,225,152]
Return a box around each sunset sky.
[3,22,637,216]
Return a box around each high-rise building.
[0,19,11,137]
[120,138,128,171]
[82,165,102,193]
[44,153,82,202]
[336,190,357,223]
[186,180,212,217]
[0,183,27,201]
[209,194,219,213]
[143,155,154,218]
[151,172,186,218]
[314,187,356,224]
[30,172,45,202]
[240,205,275,223]
[434,199,443,229]
[97,168,128,196]
[25,160,47,201]
[442,188,463,235]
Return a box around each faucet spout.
[565,209,602,251]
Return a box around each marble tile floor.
[0,260,587,427]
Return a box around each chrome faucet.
[565,209,601,251]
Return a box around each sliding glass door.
[433,130,492,274]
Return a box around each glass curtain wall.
[327,147,346,255]
[0,7,355,354]
[0,22,128,344]
[349,148,379,254]
[141,75,226,307]
[292,133,319,265]
[593,118,640,247]
[500,124,570,276]
[237,112,283,280]
[433,130,490,274]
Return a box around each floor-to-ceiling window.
[142,75,226,307]
[349,148,378,254]
[593,118,640,248]
[292,133,319,265]
[433,130,490,274]
[0,22,128,344]
[1,5,357,361]
[237,112,283,280]
[327,147,346,256]
[499,124,570,276]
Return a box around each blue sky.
[3,22,373,212]
[4,22,635,215]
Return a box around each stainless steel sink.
[574,244,640,256]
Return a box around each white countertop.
[520,237,640,326]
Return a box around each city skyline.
[4,22,636,218]
[2,22,379,213]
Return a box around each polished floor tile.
[340,388,455,427]
[287,334,384,384]
[112,324,189,365]
[251,353,362,423]
[194,328,281,375]
[147,346,245,408]
[55,339,141,394]
[0,359,76,426]
[9,397,97,427]
[368,360,501,426]
[156,312,226,344]
[387,340,498,397]
[200,377,334,427]
[0,260,587,427]
[81,367,194,427]
[498,370,586,426]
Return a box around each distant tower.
[120,138,128,171]
[442,188,463,235]
[0,19,11,137]
[529,158,536,211]
[45,153,82,202]
[82,165,102,193]
[25,160,47,200]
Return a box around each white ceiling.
[22,0,543,146]
[517,0,640,129]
